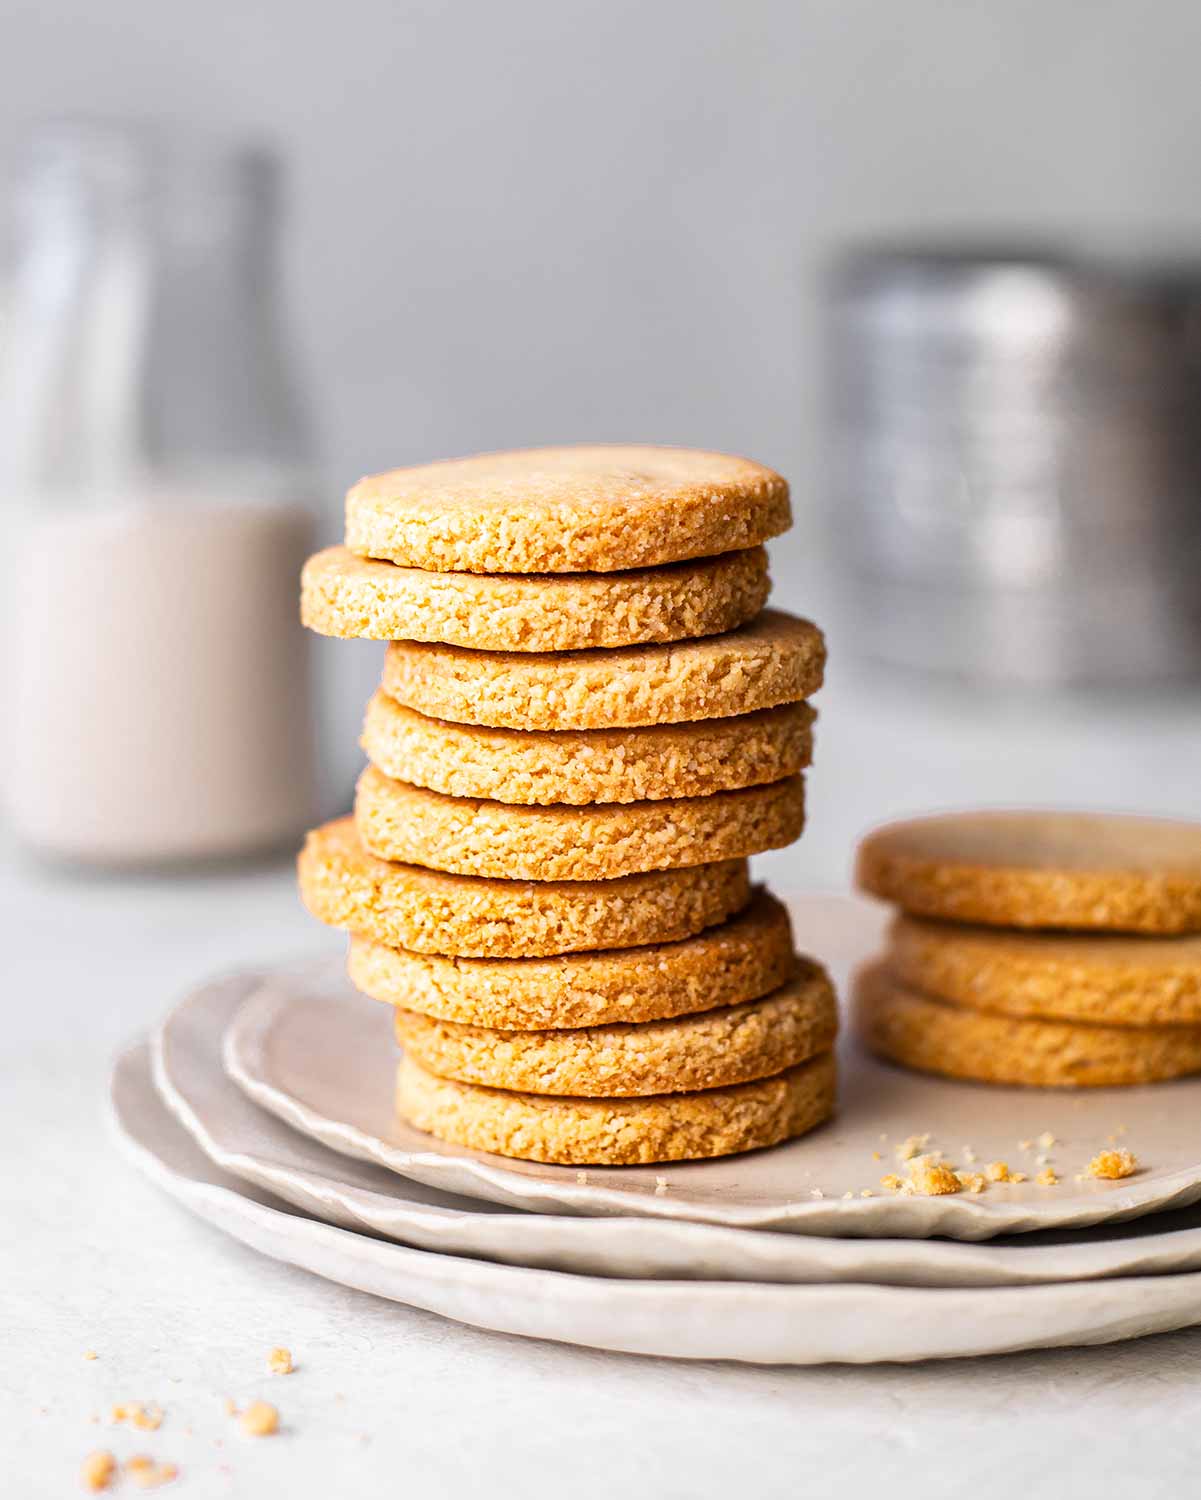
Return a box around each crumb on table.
[267,1347,294,1376]
[1086,1148,1138,1180]
[125,1455,178,1489]
[238,1400,279,1437]
[80,1451,116,1492]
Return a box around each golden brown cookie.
[355,766,805,880]
[393,963,837,1097]
[349,889,797,1028]
[380,609,825,732]
[889,915,1201,1026]
[853,963,1201,1087]
[396,1051,837,1165]
[301,543,770,651]
[298,817,750,958]
[344,445,791,575]
[856,811,1201,934]
[361,694,814,807]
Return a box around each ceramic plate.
[113,1040,1201,1364]
[160,972,1201,1286]
[224,932,1201,1239]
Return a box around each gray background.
[6,0,1201,590]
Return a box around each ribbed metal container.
[825,247,1201,683]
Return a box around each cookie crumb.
[575,1171,587,1185]
[879,1173,905,1193]
[1018,1139,1033,1151]
[1086,1148,1138,1180]
[83,1350,98,1362]
[238,1400,279,1437]
[860,1189,874,1198]
[842,1190,854,1200]
[1036,1168,1059,1186]
[654,1175,669,1197]
[125,1456,178,1489]
[111,1403,163,1432]
[871,1151,881,1162]
[267,1347,293,1376]
[985,1161,1012,1183]
[961,1146,977,1164]
[80,1450,116,1492]
[1037,1131,1056,1150]
[809,1188,824,1199]
[907,1158,962,1196]
[896,1133,930,1162]
[955,1171,986,1194]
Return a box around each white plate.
[113,1039,1201,1364]
[224,942,1201,1239]
[159,971,1201,1287]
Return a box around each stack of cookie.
[854,811,1201,1087]
[297,446,838,1164]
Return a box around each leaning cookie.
[354,767,805,880]
[396,1051,837,1165]
[302,544,769,651]
[361,693,814,806]
[345,444,791,574]
[393,963,837,1097]
[349,889,797,1029]
[298,818,751,958]
[380,609,825,732]
[854,963,1201,1087]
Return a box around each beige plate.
[159,971,1201,1286]
[114,1041,1201,1363]
[223,895,1201,1241]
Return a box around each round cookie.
[889,915,1201,1026]
[344,445,791,575]
[355,766,805,881]
[298,817,750,958]
[393,964,837,1097]
[301,544,770,651]
[397,1051,837,1165]
[856,811,1201,934]
[349,889,798,1028]
[381,609,825,732]
[362,693,814,807]
[853,963,1201,1088]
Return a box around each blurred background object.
[825,246,1201,683]
[0,121,321,864]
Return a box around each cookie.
[362,694,814,807]
[380,609,825,732]
[298,818,750,958]
[889,916,1201,1026]
[856,811,1201,934]
[853,963,1201,1088]
[344,445,791,575]
[349,889,797,1028]
[355,766,805,880]
[301,544,769,652]
[396,1051,837,1165]
[393,962,837,1097]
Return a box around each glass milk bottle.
[0,121,319,864]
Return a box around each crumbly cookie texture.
[298,817,750,958]
[301,543,769,651]
[889,915,1201,1026]
[344,445,791,575]
[349,889,797,1028]
[853,963,1201,1087]
[355,766,805,881]
[393,963,837,1097]
[381,609,825,732]
[361,694,815,807]
[396,1051,836,1165]
[857,811,1201,934]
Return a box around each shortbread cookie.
[854,963,1201,1087]
[857,811,1201,934]
[298,818,750,958]
[345,445,790,574]
[394,963,837,1097]
[301,544,769,651]
[889,916,1201,1026]
[397,1051,837,1165]
[355,766,805,880]
[362,694,814,807]
[350,889,797,1028]
[381,610,825,731]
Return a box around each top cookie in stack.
[298,446,836,1164]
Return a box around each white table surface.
[4,666,1201,1498]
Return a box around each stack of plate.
[112,892,1201,1366]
